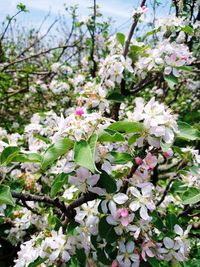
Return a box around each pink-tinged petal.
[88,187,105,195]
[163,148,173,158]
[129,201,140,212]
[77,167,90,180]
[113,193,128,204]
[87,174,100,186]
[163,237,174,249]
[68,175,80,185]
[121,217,129,226]
[140,206,150,220]
[129,187,141,197]
[120,208,129,217]
[174,224,183,236]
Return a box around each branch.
[90,0,97,77]
[156,178,176,206]
[2,42,82,71]
[178,203,200,218]
[111,0,147,120]
[0,11,22,42]
[11,190,98,220]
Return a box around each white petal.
[163,237,174,249]
[174,224,183,236]
[87,174,100,186]
[139,206,149,220]
[113,193,128,204]
[129,201,140,212]
[126,241,135,253]
[129,187,141,197]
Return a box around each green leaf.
[74,134,98,173]
[190,165,200,178]
[166,213,177,231]
[12,153,42,163]
[108,121,144,134]
[97,171,117,193]
[88,133,98,159]
[182,25,194,34]
[0,146,20,164]
[107,92,125,102]
[97,248,112,265]
[128,133,141,145]
[143,27,161,39]
[76,248,86,266]
[110,152,132,164]
[164,74,178,89]
[28,258,46,267]
[0,185,15,206]
[182,188,200,205]
[116,32,125,46]
[41,138,73,170]
[148,257,160,267]
[98,216,118,243]
[98,129,125,142]
[176,66,194,72]
[177,121,200,141]
[50,173,68,197]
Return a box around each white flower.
[129,184,155,220]
[117,241,140,267]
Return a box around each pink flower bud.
[75,107,84,117]
[119,208,129,218]
[163,148,173,158]
[112,261,118,267]
[135,157,143,165]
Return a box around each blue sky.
[0,0,171,33]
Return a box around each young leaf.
[116,32,125,46]
[177,121,200,141]
[182,188,200,205]
[164,74,178,89]
[98,129,125,142]
[0,146,20,164]
[110,152,132,164]
[108,121,143,134]
[74,134,99,173]
[50,173,68,197]
[41,138,73,170]
[128,133,141,145]
[0,185,15,206]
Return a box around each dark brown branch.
[156,178,176,206]
[178,204,200,218]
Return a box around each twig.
[156,178,176,206]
